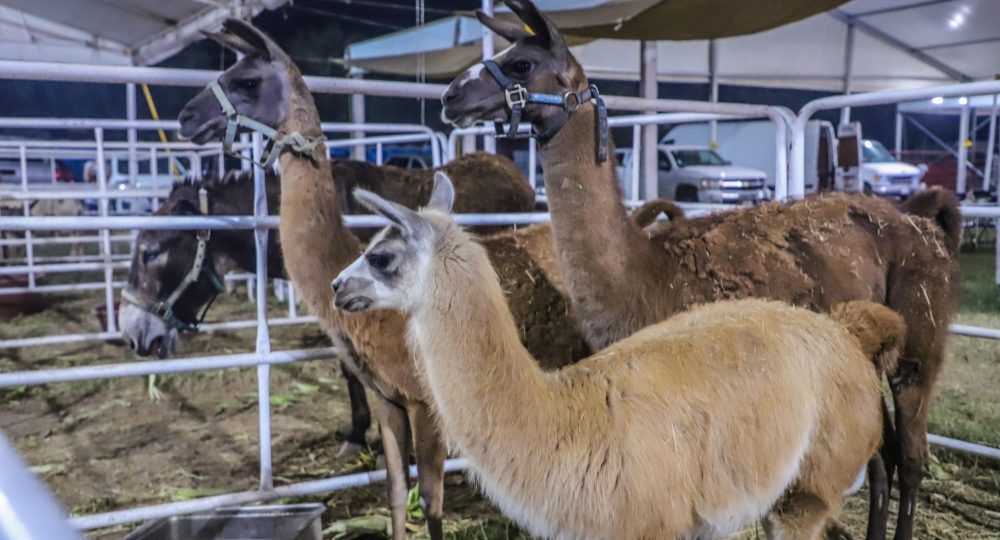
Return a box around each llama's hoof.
[336,441,366,461]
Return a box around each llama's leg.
[764,491,834,540]
[890,361,932,540]
[336,363,371,459]
[410,405,446,540]
[376,398,412,540]
[863,398,896,540]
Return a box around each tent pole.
[985,94,998,191]
[482,0,496,154]
[640,41,658,199]
[839,23,855,126]
[349,67,366,162]
[708,40,719,148]
[957,104,970,195]
[894,110,903,159]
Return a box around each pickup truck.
[860,139,926,199]
[616,145,770,204]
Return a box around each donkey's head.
[441,0,587,130]
[119,181,225,357]
[178,19,294,144]
[331,173,456,313]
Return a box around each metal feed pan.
[124,504,324,540]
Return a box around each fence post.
[95,128,117,333]
[19,145,36,289]
[251,133,273,491]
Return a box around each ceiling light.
[958,97,969,105]
[932,96,944,105]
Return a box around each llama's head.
[178,19,293,144]
[440,0,587,130]
[331,173,457,313]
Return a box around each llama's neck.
[276,81,363,323]
[408,229,552,455]
[539,103,660,347]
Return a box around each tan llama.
[331,173,906,540]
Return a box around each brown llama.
[441,2,961,539]
[176,19,589,540]
[332,172,906,540]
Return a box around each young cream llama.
[332,173,906,540]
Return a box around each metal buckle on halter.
[505,85,529,110]
[563,90,583,112]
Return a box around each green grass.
[927,247,1000,448]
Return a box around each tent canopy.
[344,0,1000,92]
[0,0,286,66]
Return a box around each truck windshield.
[671,149,727,167]
[862,140,896,163]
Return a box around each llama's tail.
[830,301,906,376]
[900,187,962,256]
[630,199,685,228]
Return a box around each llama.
[441,2,962,537]
[332,173,906,540]
[119,154,534,453]
[176,19,589,540]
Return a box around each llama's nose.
[178,107,196,125]
[331,278,343,294]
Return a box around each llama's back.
[528,299,883,538]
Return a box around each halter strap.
[122,187,225,333]
[208,80,325,169]
[481,60,608,163]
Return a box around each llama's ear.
[222,18,280,61]
[354,189,427,240]
[504,0,566,52]
[427,172,455,214]
[476,10,532,42]
[202,30,261,58]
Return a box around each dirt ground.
[2,249,999,539]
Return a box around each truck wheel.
[676,185,699,202]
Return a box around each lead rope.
[480,60,608,163]
[208,81,325,169]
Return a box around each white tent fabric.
[344,0,1000,92]
[0,0,286,66]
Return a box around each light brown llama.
[442,3,962,538]
[176,19,589,540]
[332,173,906,540]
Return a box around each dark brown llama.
[441,2,962,539]
[175,19,588,540]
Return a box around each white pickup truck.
[860,139,926,199]
[615,145,770,204]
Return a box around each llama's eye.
[143,250,160,265]
[237,78,259,91]
[509,61,532,76]
[366,252,394,271]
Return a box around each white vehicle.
[615,145,770,204]
[860,139,926,199]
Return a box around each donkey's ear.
[222,19,277,60]
[427,172,455,214]
[170,199,201,217]
[202,30,261,58]
[354,189,428,240]
[476,10,532,42]
[504,0,566,52]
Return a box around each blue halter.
[481,59,608,163]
